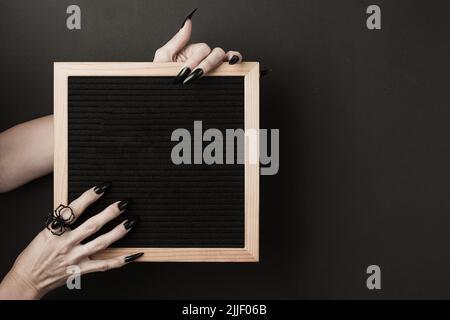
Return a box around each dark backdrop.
[1,0,449,299]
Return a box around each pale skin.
[0,188,136,299]
[0,17,243,299]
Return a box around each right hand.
[153,8,243,84]
[0,184,142,299]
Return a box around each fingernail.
[118,200,130,211]
[181,8,197,29]
[183,68,204,85]
[260,69,272,77]
[229,55,239,65]
[123,217,138,230]
[94,182,111,195]
[125,252,144,263]
[174,66,191,84]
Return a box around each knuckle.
[114,230,127,241]
[105,203,120,217]
[202,60,213,70]
[93,241,107,252]
[60,207,73,220]
[65,256,77,266]
[58,244,70,255]
[107,260,119,271]
[100,262,110,272]
[213,47,225,55]
[198,43,211,55]
[83,189,97,202]
[112,258,122,269]
[79,245,91,257]
[84,221,101,234]
[229,51,242,59]
[154,47,168,59]
[154,47,163,56]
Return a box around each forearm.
[0,115,53,193]
[0,270,42,300]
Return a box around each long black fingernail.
[125,252,144,263]
[174,66,191,84]
[118,200,130,211]
[183,68,204,85]
[94,182,111,194]
[229,55,239,65]
[123,217,138,230]
[181,8,197,29]
[260,69,272,77]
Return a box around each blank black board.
[68,76,245,248]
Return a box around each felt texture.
[68,76,245,247]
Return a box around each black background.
[0,0,449,299]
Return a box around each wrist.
[0,269,44,300]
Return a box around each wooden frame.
[54,62,259,262]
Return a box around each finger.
[153,15,193,62]
[183,47,226,84]
[173,43,211,83]
[70,200,129,243]
[225,51,243,65]
[82,252,144,273]
[79,218,137,257]
[63,182,110,222]
[82,256,124,273]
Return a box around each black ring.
[46,204,75,236]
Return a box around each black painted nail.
[118,200,130,211]
[94,182,111,194]
[260,69,272,77]
[174,66,191,84]
[181,8,197,29]
[123,217,138,230]
[229,55,239,65]
[183,68,204,85]
[125,252,144,263]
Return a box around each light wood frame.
[54,62,259,262]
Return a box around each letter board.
[54,62,259,262]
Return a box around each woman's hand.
[0,184,142,299]
[153,8,243,84]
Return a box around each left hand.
[153,8,243,84]
[0,185,141,300]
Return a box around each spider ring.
[45,204,75,236]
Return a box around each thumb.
[155,9,195,60]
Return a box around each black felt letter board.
[68,76,245,248]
